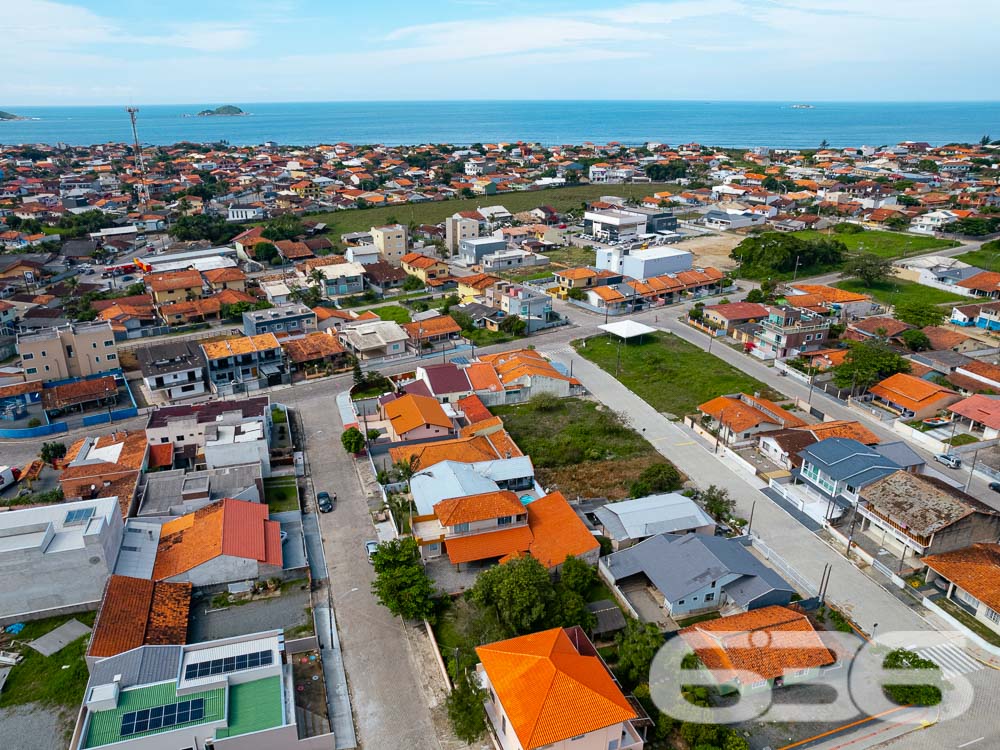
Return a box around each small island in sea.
[195,105,246,117]
[0,109,28,121]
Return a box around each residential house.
[703,302,769,333]
[949,360,1000,395]
[281,331,347,375]
[401,252,448,283]
[201,334,288,394]
[601,533,796,618]
[845,316,913,343]
[476,627,644,750]
[477,349,583,401]
[138,464,264,517]
[857,472,1000,564]
[152,499,283,585]
[403,315,464,352]
[145,269,205,305]
[362,260,407,293]
[592,492,716,550]
[867,372,960,419]
[87,575,192,662]
[74,630,328,750]
[204,417,272,477]
[553,267,614,299]
[201,267,248,293]
[798,420,881,445]
[680,606,836,694]
[458,237,506,266]
[137,340,208,402]
[382,393,454,442]
[0,497,124,621]
[18,320,119,382]
[698,392,806,445]
[370,224,408,265]
[345,243,380,265]
[445,215,481,253]
[598,246,693,281]
[242,303,317,337]
[457,272,502,302]
[796,437,921,506]
[756,429,819,470]
[957,271,1000,299]
[144,397,270,456]
[786,284,873,319]
[752,306,831,360]
[950,301,1000,328]
[922,544,1000,636]
[412,362,473,402]
[58,430,149,517]
[485,281,557,333]
[338,319,409,360]
[312,261,366,297]
[948,394,1000,439]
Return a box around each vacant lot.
[573,331,781,417]
[363,304,411,324]
[543,245,598,268]
[675,232,743,271]
[793,229,959,258]
[833,278,967,306]
[263,475,299,512]
[493,396,675,500]
[955,243,1000,271]
[308,183,682,236]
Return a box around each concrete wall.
[929,512,1000,556]
[164,555,259,587]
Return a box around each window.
[453,522,470,534]
[26,367,36,375]
[705,593,715,602]
[609,741,620,750]
[92,341,98,348]
[44,365,50,372]
[108,353,117,360]
[985,607,1000,624]
[677,599,685,605]
[21,352,33,360]
[104,340,113,347]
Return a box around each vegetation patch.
[263,475,299,512]
[793,229,958,258]
[361,304,411,324]
[573,331,780,417]
[833,278,967,306]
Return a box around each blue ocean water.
[0,101,997,149]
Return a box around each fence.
[747,532,819,598]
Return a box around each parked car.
[317,491,334,513]
[0,466,22,492]
[989,482,1000,493]
[935,453,962,469]
[365,540,379,563]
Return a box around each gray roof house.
[600,533,795,619]
[796,437,923,506]
[593,493,716,550]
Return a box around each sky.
[3,0,998,106]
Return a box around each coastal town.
[3,132,1000,750]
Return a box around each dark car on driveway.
[989,482,1000,494]
[317,491,334,513]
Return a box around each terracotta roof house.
[413,361,472,401]
[476,627,644,750]
[456,393,493,425]
[698,393,806,445]
[145,269,204,305]
[478,349,583,398]
[921,326,976,353]
[382,393,454,442]
[958,271,1000,299]
[280,331,347,372]
[858,472,1000,562]
[522,491,601,569]
[60,430,149,517]
[922,544,1000,636]
[948,394,1000,439]
[87,576,192,662]
[403,315,463,349]
[152,498,283,586]
[845,316,913,342]
[868,372,960,419]
[387,430,522,470]
[756,428,818,470]
[703,302,769,331]
[680,605,836,694]
[796,420,880,445]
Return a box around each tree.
[402,274,424,291]
[882,648,942,706]
[894,300,945,328]
[308,268,326,291]
[731,233,845,279]
[470,555,557,636]
[168,214,239,244]
[900,329,932,352]
[341,426,365,454]
[252,241,279,264]
[917,159,939,173]
[629,462,683,498]
[352,358,364,385]
[884,214,910,231]
[841,253,895,286]
[261,213,304,242]
[446,668,486,743]
[744,288,766,303]
[371,537,437,621]
[616,619,665,686]
[981,134,992,147]
[39,441,67,465]
[558,555,597,597]
[499,314,527,337]
[832,223,865,235]
[567,287,586,301]
[701,485,735,522]
[557,590,597,632]
[832,340,911,392]
[645,161,687,182]
[819,139,830,149]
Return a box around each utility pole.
[125,107,150,212]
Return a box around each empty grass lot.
[361,304,411,324]
[0,612,96,709]
[793,229,959,258]
[573,331,781,418]
[307,183,684,236]
[955,241,1000,271]
[833,278,967,306]
[493,396,676,500]
[263,475,299,512]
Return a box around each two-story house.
[201,334,288,394]
[312,261,366,297]
[698,392,806,445]
[201,267,248,293]
[485,281,556,333]
[338,319,409,360]
[401,252,448,283]
[136,340,208,402]
[795,437,922,506]
[145,269,205,305]
[242,303,317,337]
[751,305,831,360]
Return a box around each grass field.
[363,304,411,324]
[263,475,299,512]
[0,611,96,709]
[542,245,598,268]
[573,331,781,417]
[793,229,959,258]
[833,278,967,306]
[307,183,682,237]
[493,396,675,500]
[955,244,1000,271]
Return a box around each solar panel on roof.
[120,698,204,736]
[183,649,273,680]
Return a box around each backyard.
[492,396,679,500]
[572,331,782,417]
[793,229,959,258]
[263,475,299,512]
[833,278,967,306]
[307,182,683,237]
[361,304,411,324]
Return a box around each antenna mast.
[125,107,150,211]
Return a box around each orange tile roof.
[434,490,525,526]
[477,628,637,749]
[459,273,502,291]
[384,393,452,436]
[958,271,1000,294]
[445,525,533,564]
[146,269,203,293]
[680,605,836,686]
[402,314,462,338]
[591,285,625,302]
[281,331,345,363]
[465,361,505,393]
[202,267,247,284]
[869,372,956,412]
[42,375,118,409]
[960,360,1000,385]
[401,252,443,269]
[792,284,870,304]
[798,420,880,445]
[88,575,192,658]
[459,415,505,438]
[922,543,1000,613]
[201,332,281,360]
[699,394,804,433]
[517,491,600,569]
[388,430,521,468]
[456,393,493,424]
[557,267,598,281]
[152,498,282,580]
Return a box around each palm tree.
[308,268,326,291]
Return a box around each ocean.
[1,101,998,149]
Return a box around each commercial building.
[18,321,119,382]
